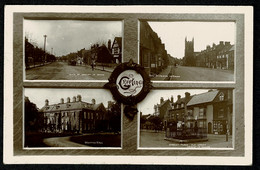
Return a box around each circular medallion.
[104,59,152,105]
[116,70,144,97]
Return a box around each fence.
[165,127,207,139]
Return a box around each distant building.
[111,37,122,64]
[184,39,235,70]
[165,92,193,133]
[76,55,84,65]
[217,44,234,70]
[183,37,195,66]
[39,95,113,133]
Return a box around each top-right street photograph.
[139,21,235,81]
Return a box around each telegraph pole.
[43,35,47,64]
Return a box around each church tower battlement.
[184,37,195,66]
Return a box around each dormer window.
[219,92,224,101]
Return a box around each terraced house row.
[184,38,235,70]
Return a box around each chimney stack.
[225,41,231,46]
[45,99,49,106]
[73,96,76,102]
[67,97,70,103]
[92,99,96,104]
[60,98,64,104]
[77,95,82,102]
[219,41,224,45]
[108,39,111,51]
[160,97,164,104]
[185,92,191,99]
[171,96,174,103]
[177,95,181,100]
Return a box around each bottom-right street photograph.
[138,89,233,148]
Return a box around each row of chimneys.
[160,92,191,104]
[45,95,96,106]
[206,41,231,49]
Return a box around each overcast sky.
[24,88,115,109]
[148,21,235,58]
[24,20,122,57]
[138,89,211,115]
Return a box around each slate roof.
[229,45,234,51]
[187,90,219,106]
[39,101,103,112]
[219,45,234,53]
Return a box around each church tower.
[184,37,195,66]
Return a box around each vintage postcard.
[4,5,252,165]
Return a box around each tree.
[107,102,121,133]
[148,115,163,131]
[24,97,42,132]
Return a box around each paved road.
[43,136,87,147]
[26,61,112,80]
[139,131,232,148]
[173,66,234,81]
[151,65,234,81]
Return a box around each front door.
[208,122,212,134]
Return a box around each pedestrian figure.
[194,121,198,137]
[91,63,94,71]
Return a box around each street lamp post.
[43,35,47,65]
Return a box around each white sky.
[148,21,235,58]
[24,88,115,109]
[138,89,210,115]
[24,20,122,56]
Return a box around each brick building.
[184,39,235,70]
[139,21,169,75]
[164,89,233,138]
[39,95,112,133]
[217,44,234,70]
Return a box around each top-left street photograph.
[24,20,122,80]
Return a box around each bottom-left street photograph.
[24,88,121,148]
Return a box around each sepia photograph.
[24,88,121,148]
[4,5,252,165]
[138,89,233,148]
[24,20,122,80]
[139,21,235,81]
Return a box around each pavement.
[151,65,234,81]
[26,62,52,69]
[26,61,113,80]
[139,130,233,148]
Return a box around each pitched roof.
[113,37,122,49]
[229,45,234,51]
[187,90,219,106]
[39,101,103,112]
[219,45,233,53]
